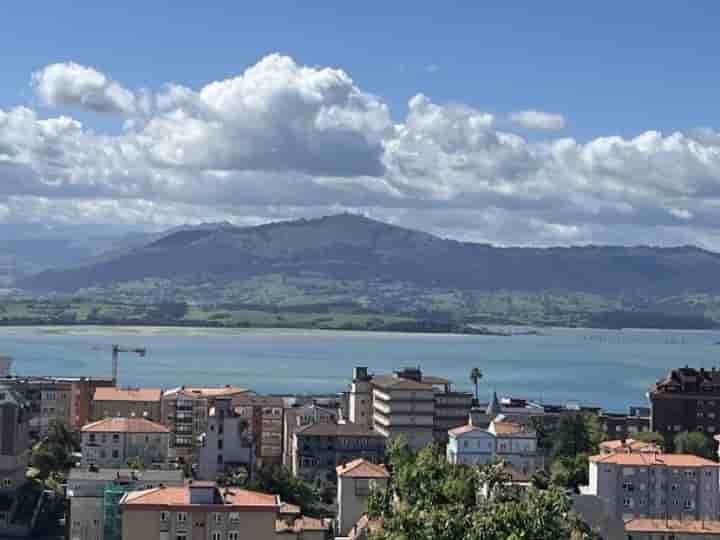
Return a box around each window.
[228,533,239,540]
[355,479,371,496]
[112,450,119,459]
[2,479,13,488]
[211,533,222,540]
[218,439,223,450]
[684,500,695,510]
[623,481,635,492]
[175,534,187,540]
[177,512,188,524]
[160,511,168,522]
[112,433,120,442]
[89,433,96,443]
[229,512,240,522]
[623,498,633,508]
[213,512,222,523]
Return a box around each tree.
[551,414,603,459]
[246,465,322,517]
[674,431,714,459]
[470,368,483,403]
[30,420,77,480]
[632,431,665,451]
[126,456,145,470]
[551,454,590,492]
[368,440,601,540]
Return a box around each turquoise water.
[1,326,719,411]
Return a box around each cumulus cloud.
[509,109,566,131]
[32,62,139,115]
[3,54,720,247]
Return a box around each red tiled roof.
[448,424,486,437]
[590,453,719,467]
[599,439,660,454]
[94,387,162,402]
[120,486,278,509]
[81,417,170,434]
[279,503,301,515]
[336,459,389,479]
[625,519,720,534]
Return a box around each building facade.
[67,468,184,540]
[624,518,720,540]
[81,417,172,468]
[0,384,29,492]
[586,452,720,521]
[233,394,284,468]
[91,388,162,423]
[119,482,329,540]
[649,366,720,448]
[292,423,385,482]
[283,403,338,467]
[161,386,250,461]
[197,397,253,481]
[336,459,389,537]
[348,366,472,451]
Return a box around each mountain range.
[8,214,720,327]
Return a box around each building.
[598,439,661,455]
[67,468,184,540]
[1,376,114,439]
[599,406,652,441]
[92,387,163,423]
[161,385,250,460]
[283,402,338,467]
[624,518,720,539]
[233,394,284,468]
[336,459,389,537]
[81,417,172,468]
[649,366,720,448]
[119,482,330,540]
[197,397,253,481]
[292,422,385,482]
[0,356,11,377]
[347,366,472,450]
[0,384,29,492]
[447,413,541,479]
[585,452,720,521]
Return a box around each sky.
[2,2,720,247]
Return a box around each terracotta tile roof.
[336,459,389,479]
[164,386,248,398]
[120,486,278,508]
[94,387,162,402]
[279,503,301,515]
[275,516,331,533]
[81,417,170,434]
[491,420,534,436]
[448,424,487,437]
[625,519,720,534]
[599,439,660,454]
[590,452,719,467]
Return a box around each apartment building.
[81,417,172,468]
[0,384,29,492]
[1,376,114,439]
[119,482,330,540]
[624,518,720,539]
[233,394,284,468]
[283,403,338,467]
[91,387,162,422]
[67,468,184,540]
[197,397,254,481]
[161,386,250,460]
[585,451,720,521]
[599,407,651,441]
[649,366,720,448]
[447,413,541,479]
[348,366,472,450]
[292,423,385,482]
[336,459,389,537]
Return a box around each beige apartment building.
[336,459,389,537]
[161,386,250,460]
[119,482,330,540]
[234,394,284,468]
[91,387,162,422]
[348,366,472,450]
[81,417,172,468]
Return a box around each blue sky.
[2,2,720,247]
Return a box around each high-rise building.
[91,387,163,422]
[347,366,472,450]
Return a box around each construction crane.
[92,344,147,385]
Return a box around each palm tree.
[470,367,483,403]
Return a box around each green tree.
[632,431,665,450]
[470,368,483,402]
[126,456,145,470]
[674,431,714,459]
[30,419,77,480]
[368,440,600,540]
[550,454,590,492]
[246,465,322,517]
[551,414,603,459]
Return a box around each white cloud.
[3,54,720,247]
[32,62,139,115]
[509,109,566,131]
